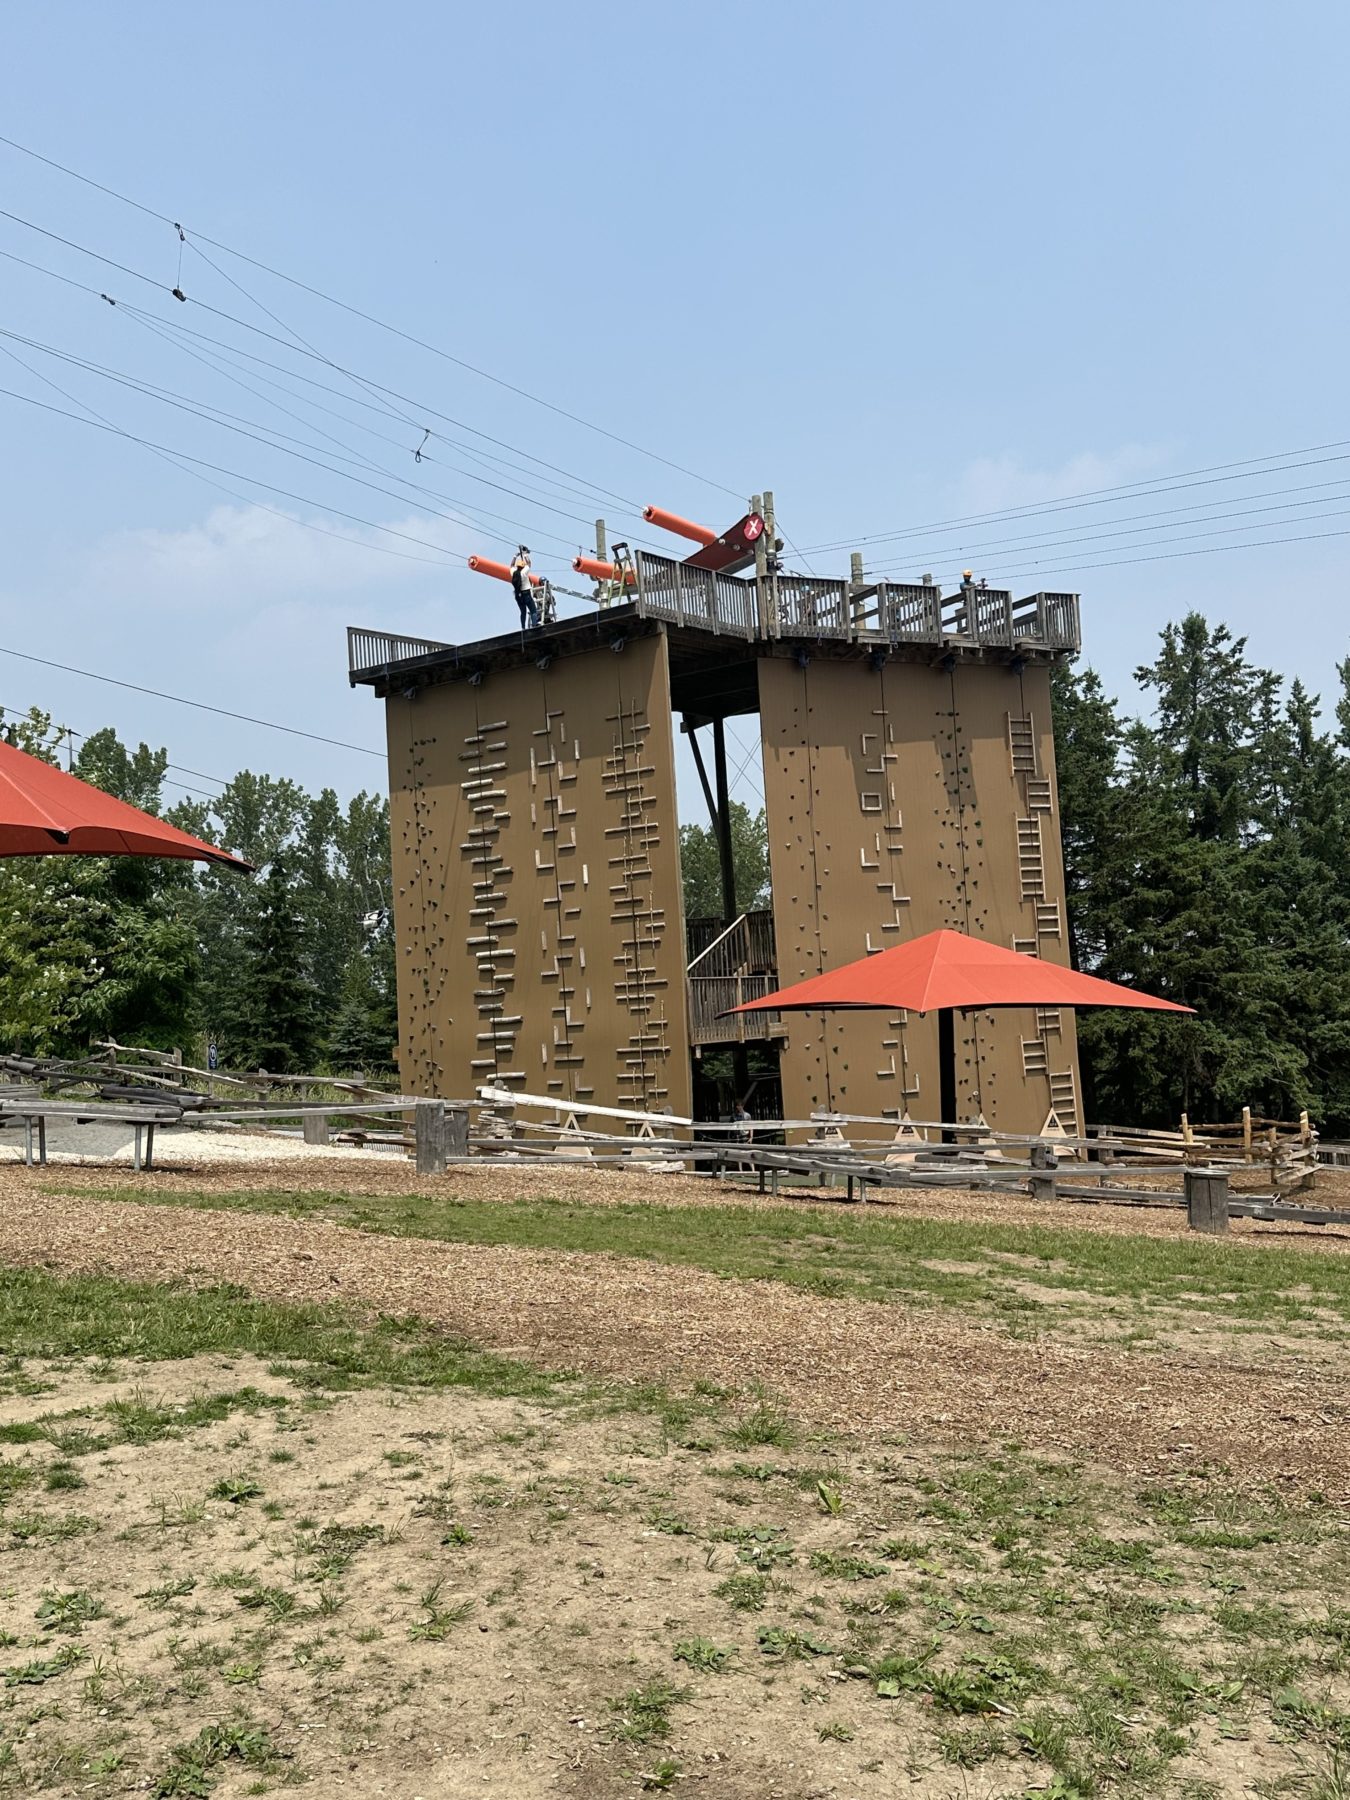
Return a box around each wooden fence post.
[1185,1166,1229,1234]
[302,1112,330,1146]
[447,1105,469,1157]
[1029,1141,1056,1203]
[415,1100,450,1174]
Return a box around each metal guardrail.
[348,626,452,676]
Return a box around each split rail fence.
[0,1043,1334,1233]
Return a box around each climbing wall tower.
[383,632,690,1116]
[759,655,1080,1137]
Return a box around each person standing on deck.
[510,546,539,630]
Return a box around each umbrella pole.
[938,1009,956,1144]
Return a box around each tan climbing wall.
[384,634,690,1116]
[759,656,1081,1136]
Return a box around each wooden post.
[447,1105,469,1157]
[415,1099,451,1174]
[1185,1166,1229,1234]
[850,550,866,631]
[303,1112,330,1146]
[1029,1141,1056,1203]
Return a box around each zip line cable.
[0,645,385,759]
[114,298,649,520]
[859,476,1350,577]
[0,324,605,546]
[967,525,1350,583]
[0,234,655,535]
[888,503,1350,581]
[124,305,638,519]
[867,507,1350,583]
[8,152,1343,573]
[0,339,459,573]
[0,383,478,564]
[797,436,1350,556]
[0,134,745,499]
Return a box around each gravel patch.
[0,1118,395,1166]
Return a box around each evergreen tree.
[223,858,319,1072]
[679,802,771,920]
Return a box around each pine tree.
[225,859,319,1072]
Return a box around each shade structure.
[0,740,252,872]
[730,929,1193,1018]
[731,928,1192,1136]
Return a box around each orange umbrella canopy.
[732,928,1193,1016]
[0,740,252,872]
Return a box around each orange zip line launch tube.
[642,504,717,547]
[467,554,542,586]
[573,553,637,584]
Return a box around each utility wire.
[0,132,744,500]
[0,646,385,758]
[0,703,228,798]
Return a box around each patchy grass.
[2,1224,1349,1796]
[65,1180,1350,1334]
[0,1264,570,1399]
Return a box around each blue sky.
[1,0,1347,818]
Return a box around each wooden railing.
[630,555,1080,654]
[687,973,780,1044]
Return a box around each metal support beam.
[939,1009,957,1143]
[712,715,737,922]
[686,721,719,832]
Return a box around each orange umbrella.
[733,928,1192,1018]
[0,739,252,871]
[731,928,1191,1131]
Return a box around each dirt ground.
[5,1161,1350,1797]
[0,1350,1344,1800]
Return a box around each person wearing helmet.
[510,546,539,630]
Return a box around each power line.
[0,134,744,499]
[0,645,385,759]
[0,703,227,799]
[796,437,1350,556]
